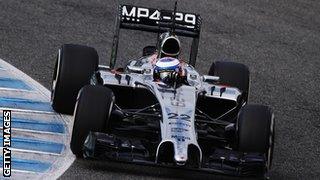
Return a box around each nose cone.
[174,154,187,166]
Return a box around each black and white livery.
[51,3,275,178]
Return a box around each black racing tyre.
[70,85,114,158]
[237,104,275,169]
[208,61,250,102]
[51,44,99,114]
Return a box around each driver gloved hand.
[170,71,179,81]
[162,72,180,86]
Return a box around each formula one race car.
[51,3,275,178]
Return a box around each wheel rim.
[267,113,275,170]
[51,49,61,102]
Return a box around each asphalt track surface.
[0,0,319,179]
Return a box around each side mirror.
[126,65,144,73]
[98,65,110,71]
[202,75,219,83]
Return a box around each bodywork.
[84,57,266,177]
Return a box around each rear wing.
[110,4,202,68]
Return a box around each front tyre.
[237,104,275,170]
[70,85,115,158]
[51,44,99,114]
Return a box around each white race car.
[51,3,275,178]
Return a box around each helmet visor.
[159,71,172,80]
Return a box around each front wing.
[83,132,267,177]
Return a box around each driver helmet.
[158,32,181,58]
[153,57,180,83]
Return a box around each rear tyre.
[70,85,114,158]
[237,104,275,169]
[51,44,99,114]
[208,61,250,102]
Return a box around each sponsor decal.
[169,122,191,128]
[170,90,185,107]
[171,135,190,141]
[3,110,11,177]
[168,113,191,121]
[122,5,196,28]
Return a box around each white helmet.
[153,57,180,84]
